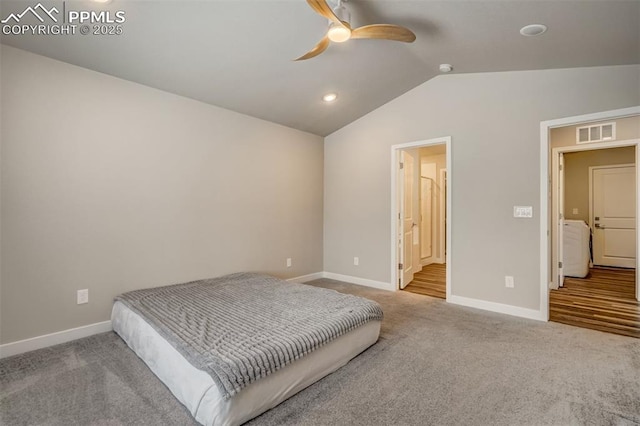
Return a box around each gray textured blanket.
[115,272,383,399]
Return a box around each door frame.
[589,163,636,268]
[551,142,638,289]
[541,106,640,319]
[391,136,451,298]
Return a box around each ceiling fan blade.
[306,0,342,25]
[351,24,416,43]
[294,36,330,61]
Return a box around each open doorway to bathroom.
[392,138,450,300]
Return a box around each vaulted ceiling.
[2,0,639,136]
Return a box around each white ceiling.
[2,0,639,136]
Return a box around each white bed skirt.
[111,301,381,426]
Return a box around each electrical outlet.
[505,276,514,288]
[286,258,292,268]
[572,208,579,215]
[77,289,89,304]
[354,257,359,266]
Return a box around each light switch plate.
[513,206,533,218]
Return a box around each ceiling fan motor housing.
[332,4,351,25]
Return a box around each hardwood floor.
[404,264,638,338]
[550,267,639,338]
[403,263,446,299]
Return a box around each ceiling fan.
[295,0,416,61]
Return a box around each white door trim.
[541,106,640,317]
[391,137,451,300]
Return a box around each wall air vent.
[576,122,616,144]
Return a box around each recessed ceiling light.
[323,93,338,103]
[439,64,453,73]
[520,24,547,37]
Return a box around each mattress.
[563,220,590,279]
[112,301,381,426]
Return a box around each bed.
[111,272,383,426]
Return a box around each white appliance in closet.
[562,220,591,279]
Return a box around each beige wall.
[564,147,636,223]
[0,46,324,344]
[551,116,640,148]
[324,64,640,311]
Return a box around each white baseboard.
[322,272,395,292]
[287,272,325,283]
[289,271,395,292]
[0,320,113,359]
[448,295,546,322]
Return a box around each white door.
[558,153,565,287]
[400,151,416,288]
[592,165,636,268]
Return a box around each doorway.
[544,112,639,337]
[391,137,451,300]
[550,140,638,292]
